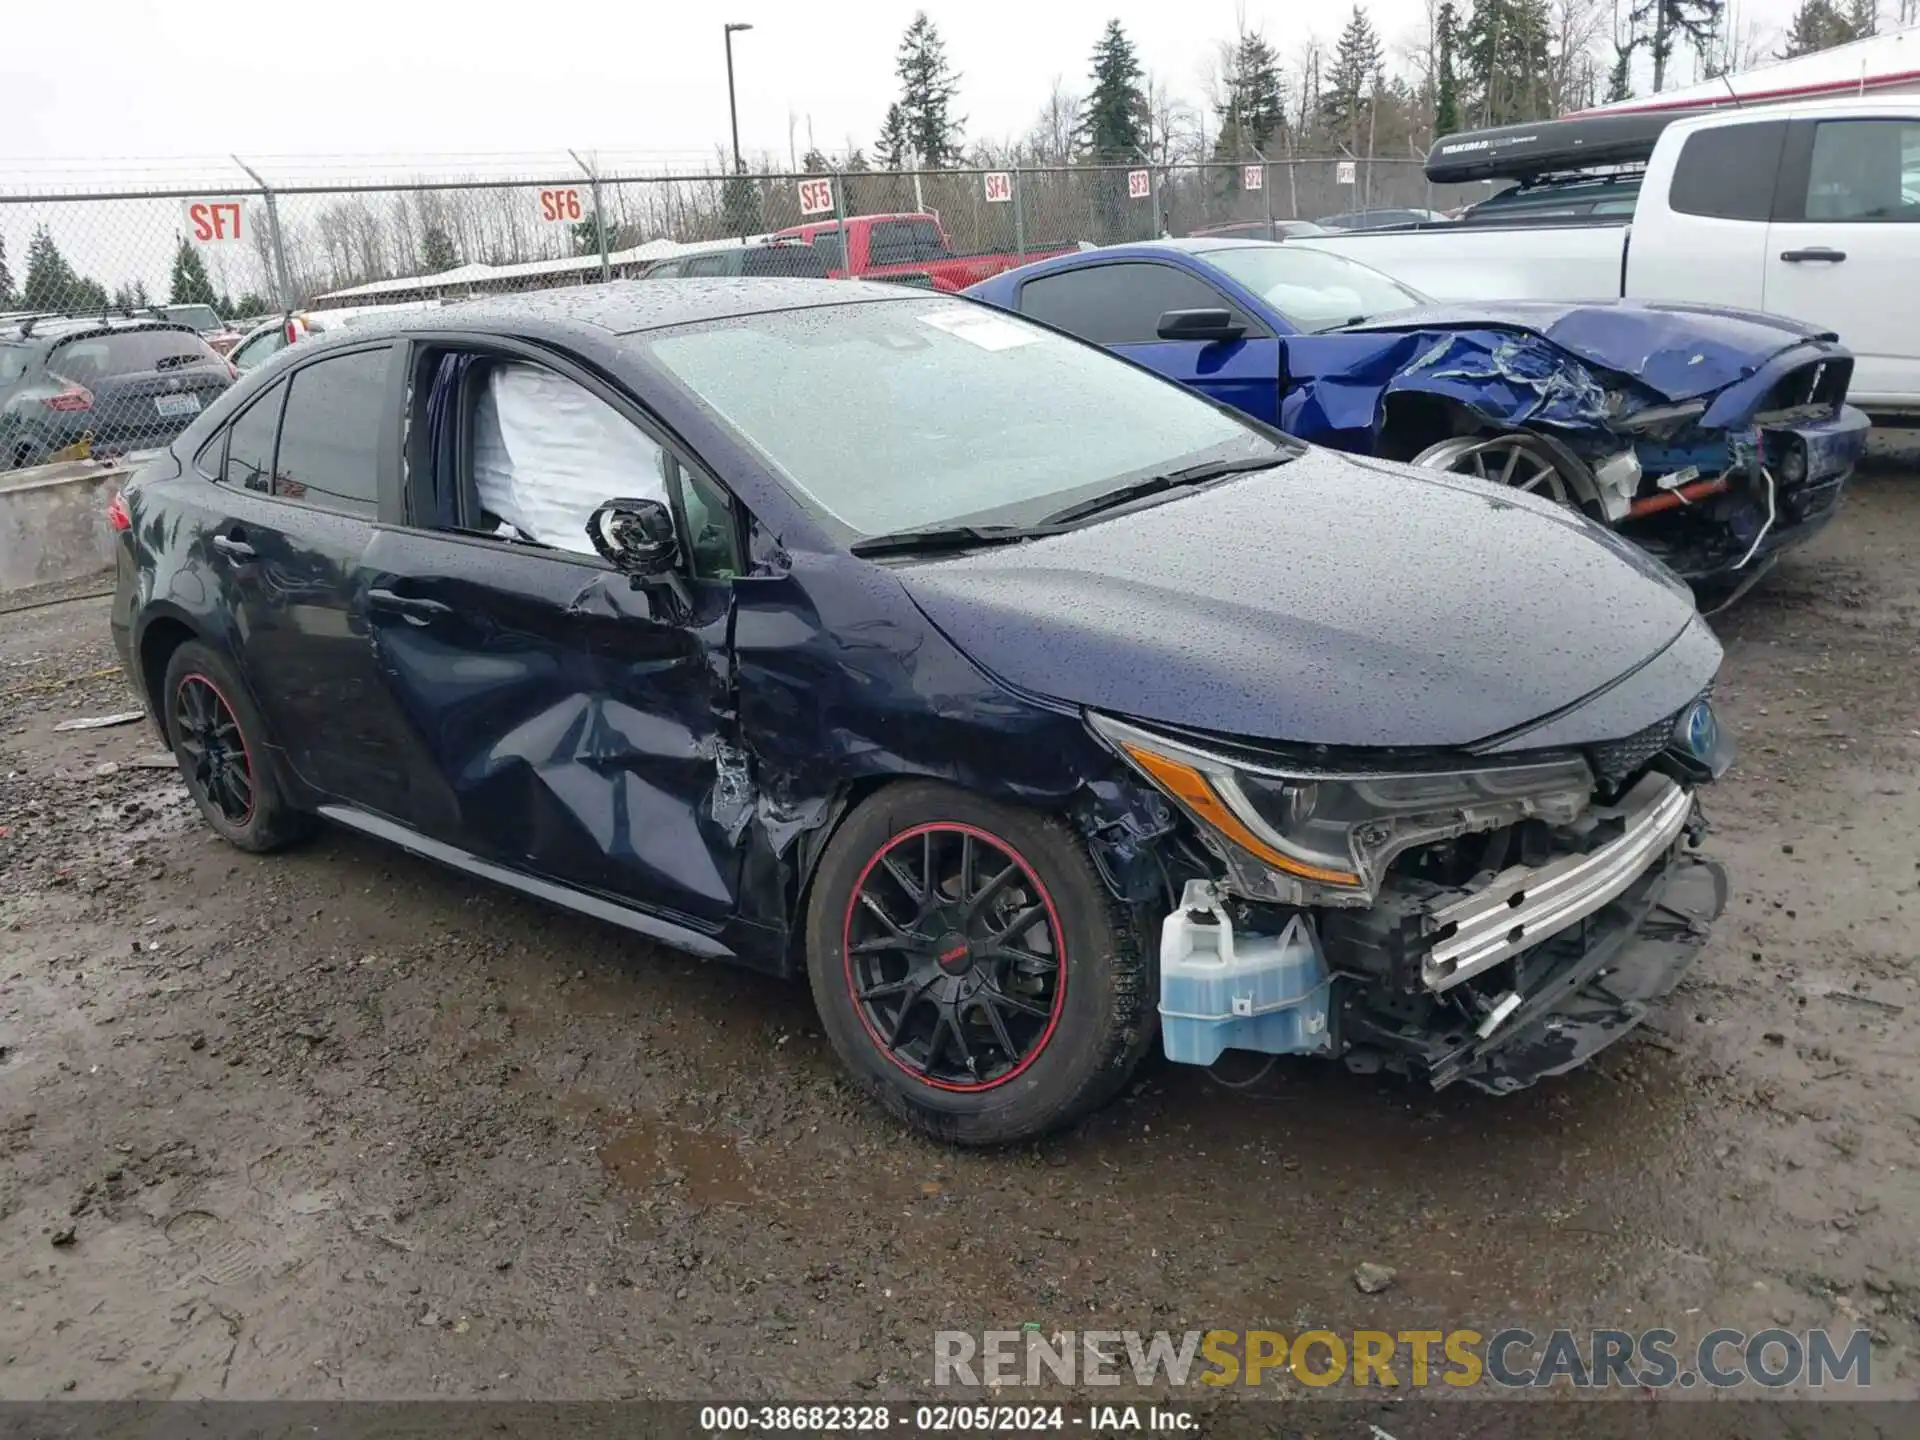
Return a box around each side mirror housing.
[1156,307,1246,342]
[587,497,680,579]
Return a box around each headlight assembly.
[1088,713,1594,907]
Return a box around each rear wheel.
[805,782,1153,1145]
[161,640,313,853]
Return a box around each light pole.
[724,23,753,173]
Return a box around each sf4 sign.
[538,187,584,223]
[182,199,245,246]
[983,171,1013,203]
[1127,168,1151,200]
[797,177,836,216]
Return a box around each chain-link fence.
[0,156,1498,464]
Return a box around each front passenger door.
[1014,261,1284,424]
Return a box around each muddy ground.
[2,467,1918,1408]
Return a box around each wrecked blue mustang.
[965,239,1869,592]
[113,281,1729,1147]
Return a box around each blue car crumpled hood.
[1281,299,1839,444]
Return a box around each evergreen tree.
[22,226,81,310]
[1435,2,1464,139]
[0,234,13,309]
[800,147,832,174]
[420,226,458,272]
[168,236,219,307]
[1323,7,1384,138]
[722,175,763,237]
[1211,28,1287,162]
[1078,20,1149,162]
[875,103,911,169]
[1606,41,1635,101]
[1630,0,1724,91]
[1779,0,1876,56]
[843,147,871,172]
[1462,0,1555,126]
[893,12,965,167]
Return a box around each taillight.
[43,384,94,413]
[106,490,131,532]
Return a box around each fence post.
[232,155,295,313]
[832,165,852,278]
[1254,148,1275,238]
[1012,168,1027,259]
[570,149,611,282]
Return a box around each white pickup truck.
[1296,97,1920,422]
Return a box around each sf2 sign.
[538,187,584,223]
[1242,165,1263,191]
[983,171,1013,203]
[1127,169,1151,200]
[797,177,836,217]
[182,199,245,246]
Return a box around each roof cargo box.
[1425,110,1682,184]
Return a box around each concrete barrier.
[0,457,138,594]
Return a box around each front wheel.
[804,782,1154,1146]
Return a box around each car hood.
[1335,299,1834,401]
[897,448,1709,751]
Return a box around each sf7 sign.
[183,199,245,245]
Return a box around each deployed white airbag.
[472,362,668,554]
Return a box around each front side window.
[273,348,388,517]
[469,361,669,556]
[1804,119,1920,222]
[223,380,287,492]
[231,327,288,372]
[1018,262,1251,345]
[640,297,1280,538]
[1204,246,1426,331]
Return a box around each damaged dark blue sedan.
[111,281,1730,1145]
[965,240,1869,596]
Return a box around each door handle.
[367,588,452,624]
[1780,247,1846,263]
[211,533,255,561]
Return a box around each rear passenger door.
[1765,114,1920,412]
[194,343,429,812]
[1012,261,1284,424]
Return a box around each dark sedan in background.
[110,280,1728,1145]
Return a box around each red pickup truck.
[771,212,1077,291]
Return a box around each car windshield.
[641,297,1282,538]
[161,305,221,332]
[1205,245,1426,331]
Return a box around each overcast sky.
[4,0,1814,185]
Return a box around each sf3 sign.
[983,171,1013,203]
[1127,169,1151,200]
[538,187,585,223]
[798,177,836,216]
[182,199,245,246]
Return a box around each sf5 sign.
[182,199,246,246]
[797,177,836,216]
[538,187,585,223]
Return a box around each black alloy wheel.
[172,673,255,827]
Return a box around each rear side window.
[223,381,286,493]
[1803,119,1920,222]
[1668,121,1788,221]
[1019,262,1246,345]
[868,219,947,265]
[807,230,845,270]
[50,329,220,382]
[682,254,730,277]
[0,345,27,384]
[272,348,389,517]
[744,245,828,277]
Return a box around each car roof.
[4,315,198,344]
[311,278,919,340]
[1074,238,1272,259]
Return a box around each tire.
[160,639,314,853]
[804,780,1154,1146]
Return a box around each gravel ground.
[1,469,1918,1407]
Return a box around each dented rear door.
[355,528,741,927]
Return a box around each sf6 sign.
[538,187,585,223]
[182,199,245,245]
